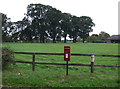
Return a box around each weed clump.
[2,47,15,70]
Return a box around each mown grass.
[2,42,120,87]
[3,43,119,55]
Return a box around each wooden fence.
[14,52,120,75]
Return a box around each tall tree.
[60,13,72,43]
[3,3,95,43]
[86,35,98,43]
[26,4,50,43]
[46,8,62,43]
[18,16,31,42]
[2,14,12,42]
[79,16,95,42]
[10,16,29,42]
[98,31,110,42]
[68,16,95,43]
[68,16,81,43]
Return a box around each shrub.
[2,47,15,70]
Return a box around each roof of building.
[107,35,120,40]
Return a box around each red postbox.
[64,46,71,61]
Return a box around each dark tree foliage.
[60,13,72,43]
[26,4,52,43]
[46,8,62,43]
[2,14,12,42]
[79,16,95,42]
[86,31,110,43]
[68,16,81,43]
[2,3,95,43]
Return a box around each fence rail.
[14,52,120,74]
[14,52,120,57]
[15,60,120,68]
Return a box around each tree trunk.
[42,38,45,43]
[40,37,42,43]
[53,37,56,43]
[73,37,77,43]
[41,36,45,43]
[82,39,85,43]
[40,35,45,43]
[64,35,67,43]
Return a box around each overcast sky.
[0,0,119,36]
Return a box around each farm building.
[106,35,120,43]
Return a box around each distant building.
[106,35,120,43]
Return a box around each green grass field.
[2,43,120,87]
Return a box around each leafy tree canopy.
[2,3,95,43]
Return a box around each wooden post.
[66,61,69,76]
[0,13,2,43]
[32,54,35,71]
[91,55,95,73]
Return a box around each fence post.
[32,53,35,71]
[91,55,95,73]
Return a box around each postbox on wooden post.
[64,46,71,76]
[64,46,71,61]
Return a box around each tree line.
[2,3,95,43]
[86,31,110,43]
